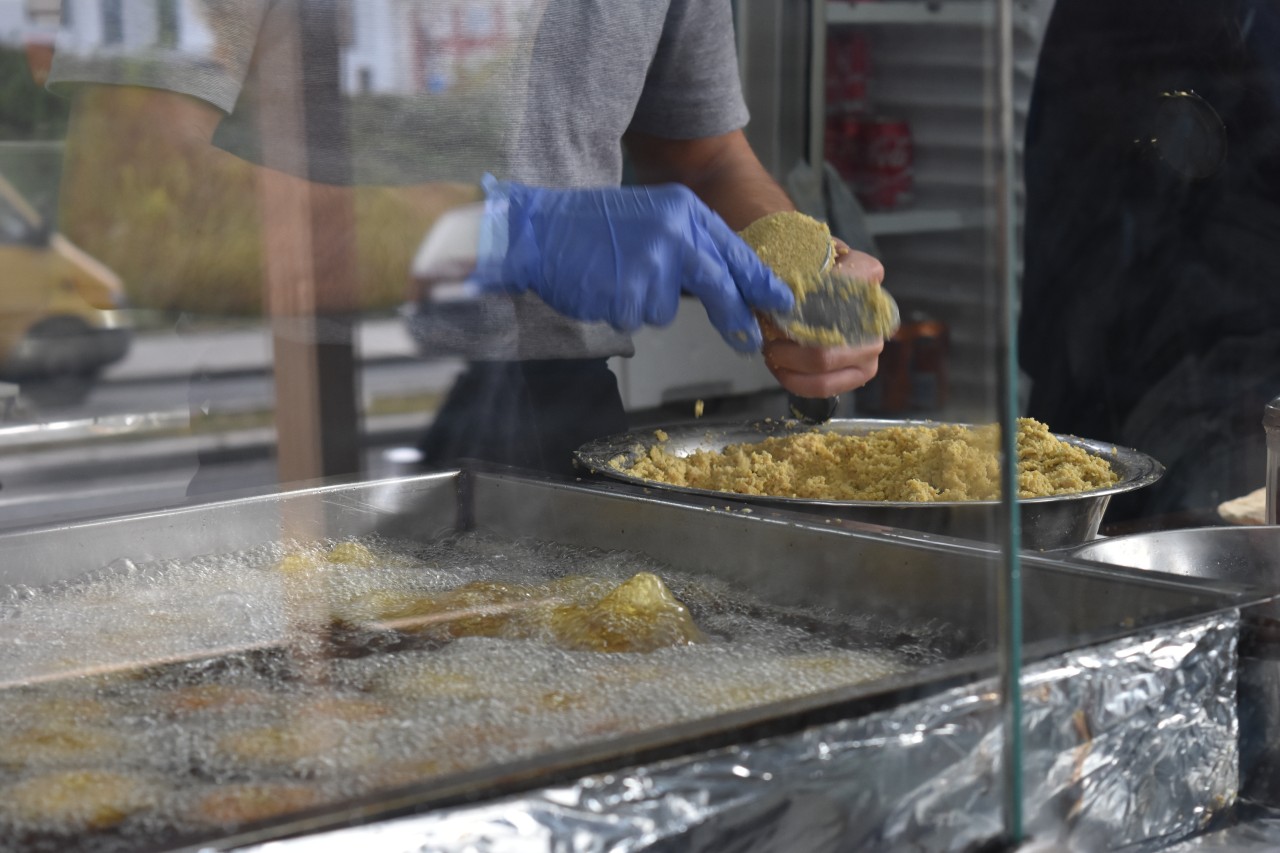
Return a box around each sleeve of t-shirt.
[628,0,750,140]
[46,0,270,115]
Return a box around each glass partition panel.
[1018,0,1278,849]
[0,1,1250,851]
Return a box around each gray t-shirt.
[49,0,750,360]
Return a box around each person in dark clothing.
[416,359,627,479]
[1020,0,1280,521]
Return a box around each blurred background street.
[0,317,466,530]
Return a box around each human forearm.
[59,85,479,314]
[624,129,793,230]
[625,128,889,397]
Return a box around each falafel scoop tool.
[741,213,900,349]
[767,265,901,349]
[738,212,900,424]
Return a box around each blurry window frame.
[102,0,123,45]
[158,0,180,49]
[0,199,31,243]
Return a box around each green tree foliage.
[0,46,68,140]
[60,87,473,316]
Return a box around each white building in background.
[23,0,58,29]
[54,0,216,58]
[347,0,533,95]
[0,0,33,45]
[345,0,403,94]
[35,0,531,97]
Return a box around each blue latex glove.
[471,175,794,352]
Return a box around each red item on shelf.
[825,30,870,113]
[855,115,914,210]
[825,111,863,183]
[857,317,949,414]
[908,319,949,411]
[857,325,916,414]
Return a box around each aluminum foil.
[228,613,1238,853]
[1155,806,1280,852]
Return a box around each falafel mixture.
[618,418,1119,502]
[737,210,899,345]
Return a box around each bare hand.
[761,241,887,398]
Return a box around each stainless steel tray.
[574,418,1165,549]
[0,470,1238,853]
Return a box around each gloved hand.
[761,240,886,398]
[471,174,794,352]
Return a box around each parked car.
[0,172,131,402]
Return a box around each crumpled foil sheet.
[1156,805,1280,852]
[231,614,1238,853]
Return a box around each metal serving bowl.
[574,418,1164,550]
[1069,526,1280,587]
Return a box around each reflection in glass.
[1021,0,1280,529]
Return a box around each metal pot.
[574,418,1164,550]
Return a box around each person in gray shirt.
[50,0,885,476]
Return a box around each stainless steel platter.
[574,418,1165,550]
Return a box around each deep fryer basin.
[0,470,1243,852]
